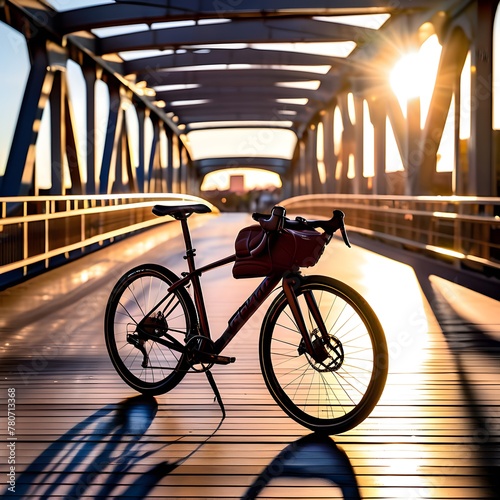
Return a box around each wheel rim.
[108,270,190,389]
[265,282,382,428]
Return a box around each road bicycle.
[104,203,388,434]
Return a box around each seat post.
[179,215,211,337]
[179,216,196,272]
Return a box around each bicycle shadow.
[8,394,220,499]
[9,397,361,499]
[241,433,361,500]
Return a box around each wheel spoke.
[105,266,194,395]
[261,277,387,433]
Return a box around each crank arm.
[192,349,236,365]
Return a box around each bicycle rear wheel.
[104,264,196,395]
[259,275,388,434]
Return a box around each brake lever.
[330,210,351,248]
[340,224,351,248]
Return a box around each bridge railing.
[2,193,499,288]
[282,194,500,275]
[0,193,215,288]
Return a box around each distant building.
[229,174,245,193]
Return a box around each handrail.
[281,194,500,274]
[0,193,217,288]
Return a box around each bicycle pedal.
[216,354,236,365]
[197,351,236,365]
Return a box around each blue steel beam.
[0,43,52,196]
[49,71,64,195]
[65,96,83,195]
[99,80,121,195]
[83,66,96,194]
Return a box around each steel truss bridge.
[0,0,499,286]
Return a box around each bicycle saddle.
[153,203,212,219]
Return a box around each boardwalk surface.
[1,212,499,499]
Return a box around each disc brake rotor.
[303,332,345,373]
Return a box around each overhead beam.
[126,47,338,75]
[185,122,295,132]
[141,68,336,88]
[97,18,373,55]
[194,157,291,176]
[157,85,333,103]
[55,0,437,35]
[174,111,305,124]
[175,107,312,123]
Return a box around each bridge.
[0,1,500,499]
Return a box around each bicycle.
[104,203,388,434]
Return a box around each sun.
[389,35,442,126]
[389,52,421,102]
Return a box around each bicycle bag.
[232,224,328,279]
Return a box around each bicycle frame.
[106,208,388,433]
[167,219,283,355]
[136,216,329,363]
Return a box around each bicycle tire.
[104,264,196,396]
[259,275,388,434]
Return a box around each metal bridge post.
[322,106,336,193]
[49,71,65,195]
[353,95,365,194]
[0,41,53,196]
[136,106,146,193]
[166,126,174,193]
[99,78,121,194]
[83,66,97,195]
[468,0,497,196]
[310,123,324,194]
[368,97,387,195]
[418,27,469,195]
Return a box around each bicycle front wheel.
[104,264,196,395]
[260,275,388,434]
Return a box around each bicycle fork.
[282,275,342,366]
